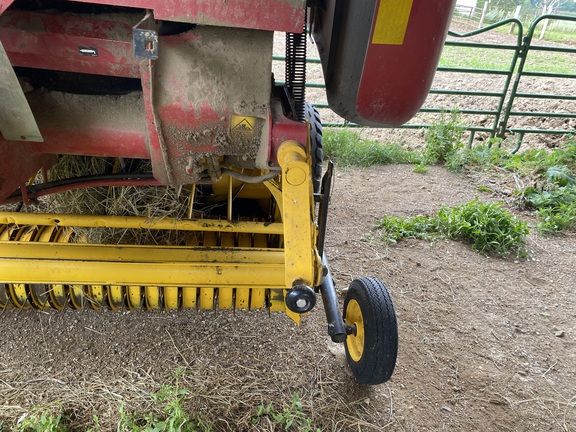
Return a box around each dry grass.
[45,155,191,245]
[0,341,386,431]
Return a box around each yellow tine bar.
[69,285,85,309]
[8,284,29,309]
[48,227,74,310]
[145,286,161,310]
[88,285,105,310]
[199,232,217,310]
[127,286,142,310]
[235,233,252,310]
[250,235,268,309]
[200,287,215,310]
[0,212,284,235]
[181,287,197,309]
[8,227,37,309]
[164,286,179,310]
[37,226,57,242]
[218,233,235,310]
[28,284,51,310]
[107,285,125,310]
[269,289,286,312]
[48,285,67,310]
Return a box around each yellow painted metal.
[127,286,142,309]
[372,0,414,45]
[0,212,283,235]
[108,285,125,310]
[145,286,161,309]
[277,141,316,288]
[69,285,85,309]
[218,233,234,309]
[345,299,365,362]
[48,227,73,310]
[181,287,197,309]
[164,286,179,309]
[200,232,216,309]
[88,285,105,310]
[235,233,252,310]
[8,226,37,309]
[250,235,268,310]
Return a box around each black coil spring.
[285,17,307,122]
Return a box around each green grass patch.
[323,129,420,167]
[376,199,529,259]
[439,45,575,75]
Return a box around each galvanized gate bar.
[499,14,576,140]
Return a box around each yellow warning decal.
[371,0,414,45]
[231,115,256,138]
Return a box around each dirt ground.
[1,163,575,431]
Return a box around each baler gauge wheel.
[343,277,398,385]
[304,102,323,193]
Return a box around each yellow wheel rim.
[345,299,365,362]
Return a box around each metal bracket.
[133,12,158,60]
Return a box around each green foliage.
[16,408,68,432]
[412,164,428,174]
[376,199,529,259]
[423,112,465,165]
[535,203,576,234]
[376,215,440,244]
[522,163,576,234]
[438,199,529,258]
[252,393,319,432]
[323,129,420,167]
[117,371,206,432]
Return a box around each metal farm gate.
[276,14,576,151]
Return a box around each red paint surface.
[357,0,455,126]
[0,144,56,203]
[0,11,139,78]
[64,0,305,32]
[0,0,14,17]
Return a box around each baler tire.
[344,277,398,385]
[305,102,323,193]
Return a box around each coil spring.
[285,12,307,122]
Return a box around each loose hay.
[46,155,191,245]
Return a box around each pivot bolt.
[285,283,316,314]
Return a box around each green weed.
[376,199,529,258]
[16,408,68,432]
[117,370,206,432]
[438,199,529,258]
[423,112,465,165]
[252,393,319,432]
[412,164,428,174]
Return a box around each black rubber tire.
[304,102,323,193]
[344,277,398,385]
